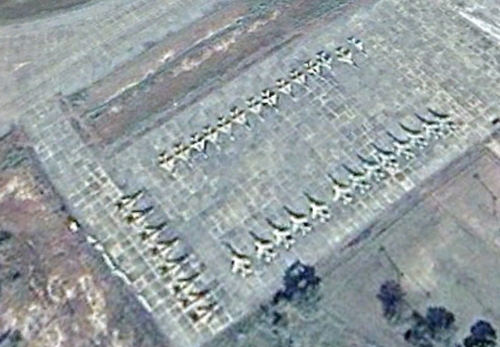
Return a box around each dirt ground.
[0,0,93,23]
[0,128,169,347]
[205,140,500,347]
[68,0,351,149]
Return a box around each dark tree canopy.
[273,261,321,304]
[0,230,12,245]
[463,320,497,347]
[376,280,405,319]
[463,336,496,347]
[426,306,455,334]
[471,321,497,341]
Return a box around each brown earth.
[68,0,351,150]
[0,128,169,347]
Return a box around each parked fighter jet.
[386,131,415,160]
[370,143,400,171]
[149,236,180,257]
[283,206,313,236]
[266,218,295,250]
[189,133,208,158]
[169,271,202,296]
[216,116,235,141]
[248,231,277,263]
[158,152,177,174]
[399,123,428,149]
[327,173,354,205]
[172,142,191,165]
[357,153,388,183]
[304,59,322,77]
[413,113,445,139]
[261,89,279,109]
[289,68,308,87]
[276,78,294,97]
[179,288,211,309]
[124,206,154,225]
[188,301,218,325]
[335,46,359,68]
[316,50,333,69]
[342,164,371,195]
[347,36,367,55]
[222,242,253,278]
[230,106,251,129]
[157,253,190,276]
[201,125,220,150]
[303,192,330,222]
[246,96,264,120]
[427,108,457,133]
[115,189,144,213]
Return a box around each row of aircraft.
[114,190,219,325]
[225,108,456,278]
[328,108,458,204]
[224,191,331,278]
[157,37,367,177]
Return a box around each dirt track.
[69,0,352,149]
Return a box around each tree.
[404,311,434,347]
[463,320,497,347]
[425,306,456,339]
[376,280,405,320]
[273,261,321,305]
[471,321,497,341]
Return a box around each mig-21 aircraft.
[169,271,202,297]
[386,131,416,160]
[246,96,264,120]
[347,36,367,55]
[189,132,208,158]
[342,164,372,195]
[222,242,253,278]
[261,89,279,109]
[124,206,154,225]
[157,253,190,277]
[283,206,313,236]
[216,116,235,141]
[266,218,295,250]
[370,143,400,171]
[249,231,277,263]
[303,192,331,222]
[187,301,218,325]
[172,142,192,165]
[157,151,177,175]
[289,68,308,87]
[114,189,144,213]
[327,173,354,205]
[201,125,220,150]
[148,236,180,258]
[427,108,457,133]
[304,59,322,77]
[356,153,388,183]
[178,288,211,309]
[413,113,445,139]
[399,123,428,149]
[230,106,251,129]
[335,46,359,68]
[316,50,333,69]
[276,78,294,98]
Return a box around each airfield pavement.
[2,0,500,346]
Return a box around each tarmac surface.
[2,0,500,346]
